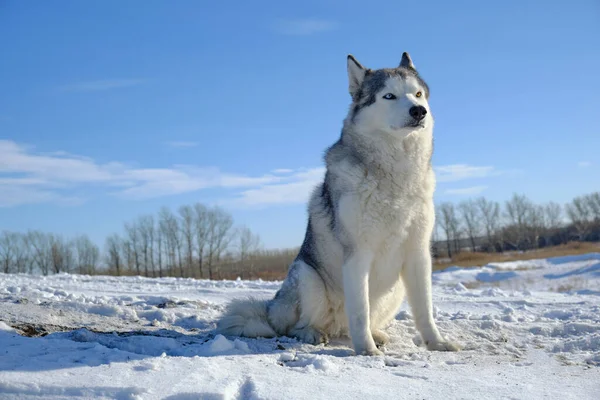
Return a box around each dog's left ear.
[399,52,416,70]
[347,55,366,98]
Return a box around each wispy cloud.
[272,18,339,36]
[578,161,592,168]
[444,186,488,196]
[435,164,499,182]
[166,141,199,148]
[227,168,325,208]
[229,163,499,207]
[59,79,144,92]
[1,140,504,208]
[0,185,84,208]
[0,140,318,207]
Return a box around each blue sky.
[1,0,599,250]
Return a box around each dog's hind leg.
[266,263,302,336]
[285,261,332,345]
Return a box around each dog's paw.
[291,326,328,345]
[426,340,461,352]
[358,347,384,357]
[371,330,390,346]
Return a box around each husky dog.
[216,52,460,356]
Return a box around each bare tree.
[436,203,460,258]
[27,231,52,275]
[14,233,30,273]
[159,209,173,274]
[124,221,141,275]
[159,207,184,277]
[194,203,209,278]
[105,234,123,276]
[237,226,261,278]
[238,226,261,261]
[179,205,196,275]
[566,195,593,240]
[0,231,16,273]
[476,197,501,251]
[585,192,600,223]
[155,221,164,278]
[504,193,534,250]
[459,199,481,252]
[529,205,546,247]
[539,201,565,245]
[544,202,563,230]
[121,239,135,273]
[49,234,74,274]
[137,215,155,277]
[206,206,234,279]
[74,234,99,275]
[147,216,156,277]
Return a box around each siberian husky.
[216,52,460,356]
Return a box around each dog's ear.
[399,52,416,70]
[347,55,366,97]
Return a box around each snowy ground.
[1,253,599,400]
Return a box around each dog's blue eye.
[382,93,396,100]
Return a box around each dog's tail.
[215,297,277,338]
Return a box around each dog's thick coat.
[216,53,459,355]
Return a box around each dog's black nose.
[409,105,427,121]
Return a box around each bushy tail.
[216,297,277,338]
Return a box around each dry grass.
[100,241,599,281]
[221,241,599,281]
[433,241,600,271]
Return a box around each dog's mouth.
[403,121,426,129]
[390,120,426,131]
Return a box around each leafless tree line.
[434,191,600,258]
[1,203,262,278]
[102,204,264,279]
[0,231,99,275]
[3,192,599,279]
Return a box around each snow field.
[1,253,599,399]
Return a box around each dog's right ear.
[399,52,416,70]
[347,55,366,97]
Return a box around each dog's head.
[346,52,432,136]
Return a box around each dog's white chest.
[358,166,429,242]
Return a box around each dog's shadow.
[2,323,362,372]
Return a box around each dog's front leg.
[402,248,460,351]
[342,250,382,356]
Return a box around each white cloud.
[272,18,339,35]
[59,79,144,92]
[1,140,504,208]
[0,185,59,207]
[166,141,199,148]
[228,168,325,208]
[0,140,119,183]
[114,166,283,200]
[578,161,592,168]
[0,185,84,208]
[444,186,488,196]
[0,140,316,207]
[435,164,499,182]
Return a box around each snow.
[1,254,599,399]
